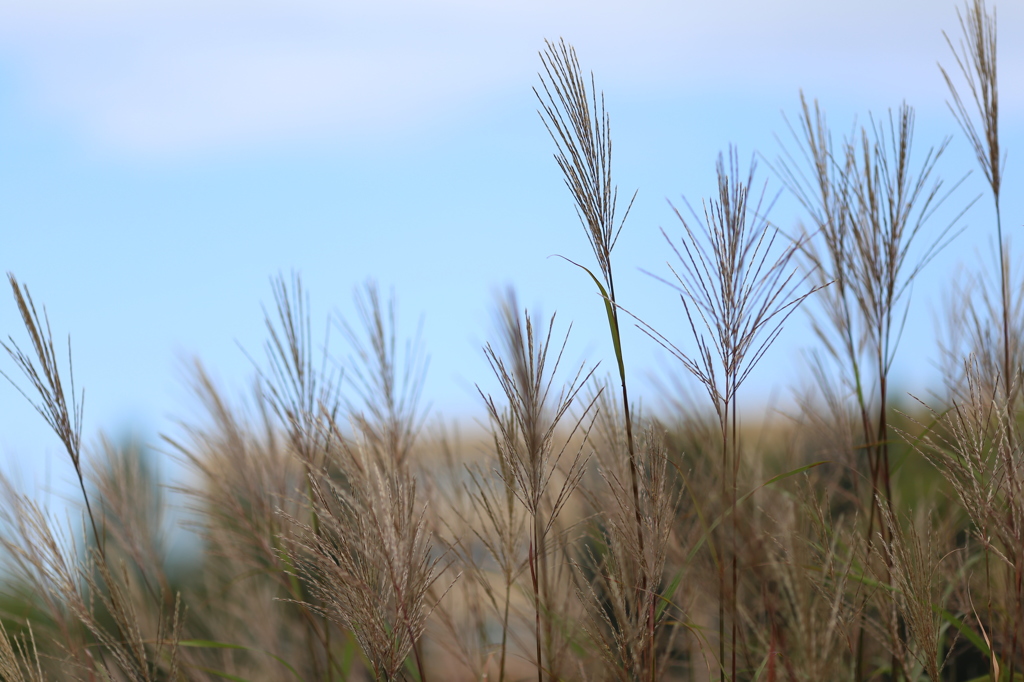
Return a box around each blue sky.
[1,0,1023,498]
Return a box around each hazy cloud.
[1,0,1020,157]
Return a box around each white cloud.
[0,0,1020,158]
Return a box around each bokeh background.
[1,0,1022,503]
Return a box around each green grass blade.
[655,566,686,621]
[554,255,625,382]
[753,461,828,491]
[933,607,991,660]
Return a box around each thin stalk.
[716,376,739,682]
[995,205,1016,682]
[499,579,511,682]
[530,529,543,682]
[996,203,1009,401]
[535,39,650,678]
[1012,550,1022,682]
[608,275,651,666]
[498,433,518,682]
[986,549,994,678]
[410,638,427,682]
[877,372,903,682]
[719,402,728,682]
[538,514,554,682]
[730,384,738,682]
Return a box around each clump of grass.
[283,279,440,681]
[642,147,815,680]
[573,392,680,681]
[170,356,330,679]
[773,89,969,679]
[909,357,1024,679]
[760,483,859,681]
[941,0,1007,402]
[1,275,94,551]
[479,288,598,682]
[929,1,1022,678]
[875,504,950,682]
[287,446,442,681]
[773,95,964,518]
[0,275,185,681]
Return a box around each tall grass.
[772,91,969,680]
[641,148,817,680]
[0,1,1020,680]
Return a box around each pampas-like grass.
[286,449,442,681]
[573,393,679,682]
[772,86,970,680]
[0,3,1020,679]
[479,289,598,682]
[641,148,816,681]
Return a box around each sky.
[1,0,1023,500]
